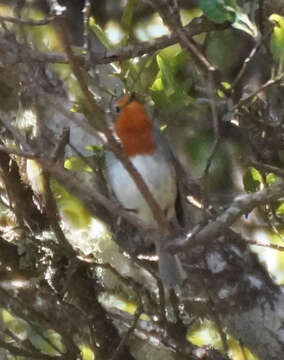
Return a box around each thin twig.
[246,240,284,252]
[231,29,273,91]
[41,159,149,230]
[234,73,284,110]
[110,303,143,360]
[51,127,70,162]
[202,72,220,214]
[206,294,229,353]
[147,0,216,74]
[0,145,37,158]
[24,17,228,67]
[0,15,55,26]
[169,179,284,252]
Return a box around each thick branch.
[3,16,228,67]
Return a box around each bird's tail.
[155,240,186,289]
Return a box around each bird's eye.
[115,106,121,113]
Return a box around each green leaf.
[89,17,111,49]
[121,0,139,30]
[277,202,284,216]
[217,89,226,98]
[266,172,276,185]
[28,329,65,356]
[80,344,95,360]
[64,157,92,172]
[51,180,92,229]
[243,167,262,193]
[150,47,193,112]
[156,55,176,89]
[221,81,231,89]
[86,144,104,153]
[119,55,155,93]
[199,0,236,24]
[70,103,81,113]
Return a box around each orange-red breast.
[105,94,185,288]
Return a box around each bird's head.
[114,94,156,157]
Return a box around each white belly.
[106,152,177,227]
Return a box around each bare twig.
[206,295,229,353]
[146,0,216,74]
[41,159,148,230]
[51,127,70,162]
[110,304,143,360]
[231,29,273,91]
[205,73,220,174]
[0,145,37,158]
[245,240,284,252]
[0,15,55,26]
[14,16,228,67]
[170,179,284,252]
[202,72,220,214]
[235,73,284,110]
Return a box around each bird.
[105,93,185,288]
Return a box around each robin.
[105,94,185,288]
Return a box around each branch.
[110,304,143,360]
[40,159,148,230]
[245,239,284,252]
[170,179,284,252]
[0,145,37,158]
[230,28,273,91]
[0,111,148,234]
[0,15,55,26]
[234,73,284,109]
[19,16,228,67]
[145,0,216,74]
